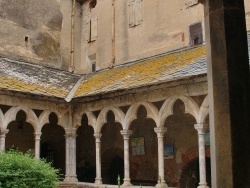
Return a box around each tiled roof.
[0,32,249,100]
[0,58,81,98]
[74,46,207,98]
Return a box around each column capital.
[0,129,9,135]
[120,130,133,139]
[65,132,77,138]
[34,131,42,140]
[94,133,102,139]
[154,127,167,138]
[34,131,42,136]
[194,124,206,134]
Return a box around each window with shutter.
[128,0,143,28]
[189,22,203,46]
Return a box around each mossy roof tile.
[74,46,207,98]
[0,58,81,98]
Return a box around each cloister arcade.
[0,93,210,187]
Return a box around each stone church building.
[0,0,249,188]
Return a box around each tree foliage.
[0,150,60,188]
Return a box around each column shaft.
[94,133,102,184]
[154,127,168,187]
[195,124,209,188]
[64,133,77,182]
[0,129,9,152]
[121,130,133,186]
[203,0,250,186]
[34,132,42,159]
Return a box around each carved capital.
[34,131,42,140]
[194,124,205,134]
[94,133,102,139]
[154,127,167,138]
[120,130,133,139]
[0,129,9,136]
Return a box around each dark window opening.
[89,53,96,72]
[189,22,203,46]
[92,62,96,72]
[89,0,97,9]
[25,36,29,42]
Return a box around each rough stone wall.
[0,0,62,68]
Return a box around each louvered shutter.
[128,0,135,27]
[135,0,143,26]
[86,20,91,42]
[91,18,98,41]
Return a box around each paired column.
[64,131,78,182]
[0,129,9,152]
[194,124,209,188]
[94,133,102,184]
[120,130,133,186]
[154,127,168,187]
[34,131,42,158]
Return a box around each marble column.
[154,127,168,187]
[194,124,209,188]
[0,129,9,152]
[64,132,78,182]
[202,0,250,186]
[34,131,42,159]
[94,133,102,184]
[120,129,133,186]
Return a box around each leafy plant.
[0,150,60,188]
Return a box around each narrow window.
[92,62,96,72]
[128,0,143,28]
[88,53,96,72]
[189,22,203,46]
[25,36,29,42]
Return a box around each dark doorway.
[109,156,124,185]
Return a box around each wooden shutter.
[91,18,98,41]
[128,0,135,27]
[135,0,143,26]
[86,20,91,42]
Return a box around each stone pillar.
[64,132,78,182]
[34,131,42,159]
[194,124,209,188]
[0,129,9,152]
[120,130,133,186]
[154,127,168,187]
[202,0,250,187]
[94,133,102,184]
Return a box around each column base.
[122,178,132,186]
[64,176,78,183]
[95,177,102,185]
[156,182,168,188]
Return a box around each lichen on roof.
[0,58,81,98]
[74,45,207,98]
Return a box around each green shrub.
[0,150,60,188]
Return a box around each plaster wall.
[80,0,205,73]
